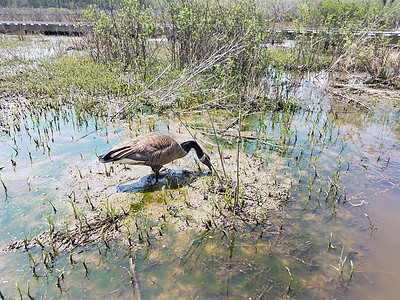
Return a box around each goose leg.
[151,166,162,183]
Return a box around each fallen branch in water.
[3,212,126,253]
[326,88,370,111]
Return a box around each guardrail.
[274,28,400,44]
[1,21,399,44]
[0,21,91,35]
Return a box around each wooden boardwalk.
[0,21,90,35]
[1,21,399,43]
[275,28,400,44]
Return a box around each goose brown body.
[98,132,212,182]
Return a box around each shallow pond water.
[0,35,78,79]
[0,102,398,299]
[0,36,400,299]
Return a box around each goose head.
[199,153,212,171]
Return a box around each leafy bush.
[298,0,400,30]
[332,37,400,87]
[82,0,274,94]
[83,0,159,76]
[160,0,267,68]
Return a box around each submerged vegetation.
[0,0,400,299]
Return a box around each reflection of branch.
[362,213,377,239]
[131,257,141,300]
[226,231,235,299]
[173,230,213,277]
[234,98,242,208]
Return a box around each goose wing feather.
[101,133,187,165]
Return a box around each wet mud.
[4,121,291,253]
[327,82,400,112]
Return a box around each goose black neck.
[181,141,204,159]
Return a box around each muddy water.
[0,99,398,299]
[1,36,400,299]
[338,111,400,299]
[289,78,400,298]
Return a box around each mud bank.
[4,120,291,253]
[327,82,400,112]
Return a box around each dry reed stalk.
[206,107,228,182]
[233,96,242,209]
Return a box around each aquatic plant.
[285,267,293,295]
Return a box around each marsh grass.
[0,105,361,299]
[332,36,400,88]
[2,1,398,121]
[1,1,397,298]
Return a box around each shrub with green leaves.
[83,0,159,77]
[161,0,267,67]
[82,0,274,94]
[298,0,399,30]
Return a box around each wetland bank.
[1,0,400,299]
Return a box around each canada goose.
[98,132,212,182]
